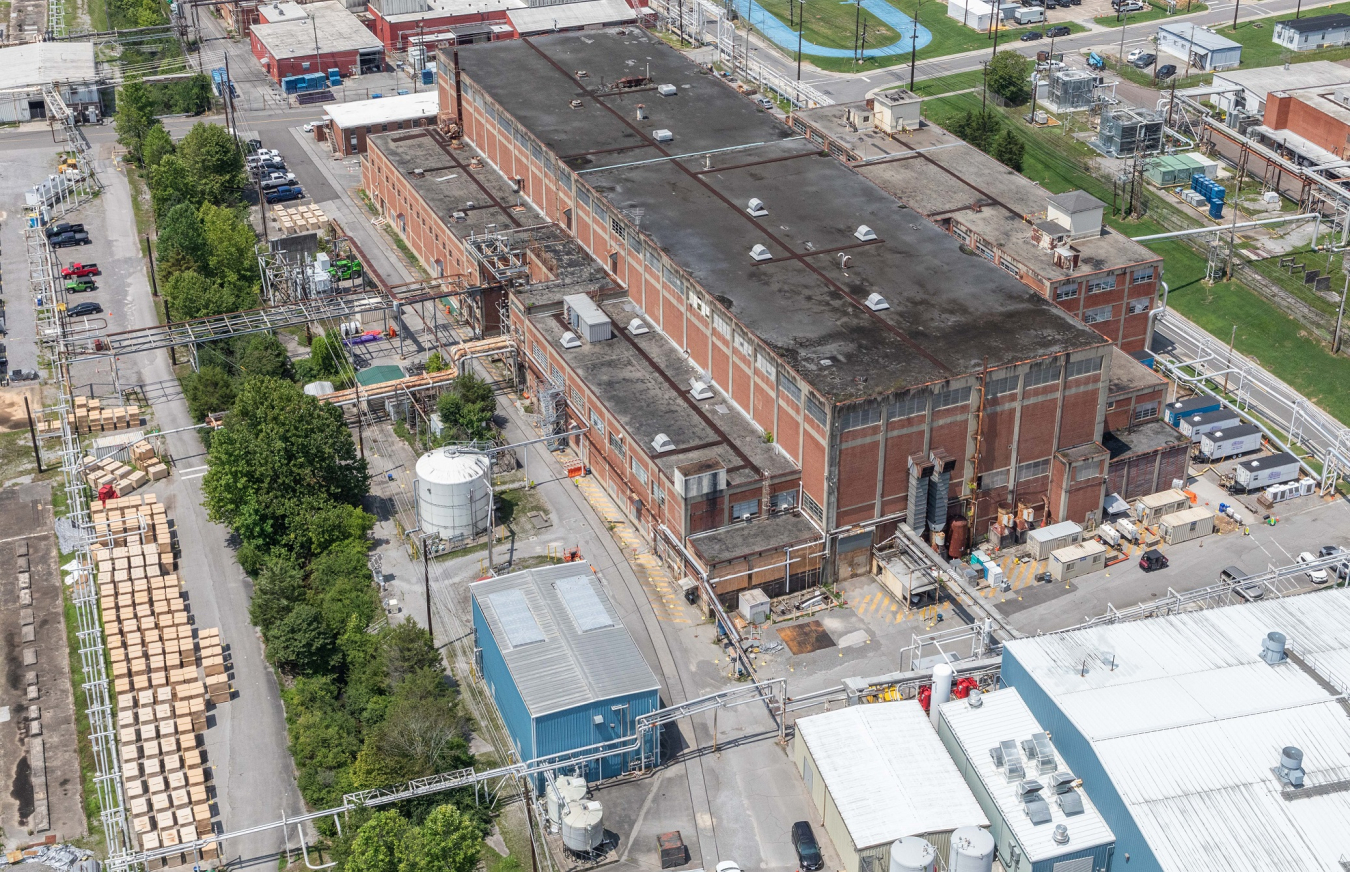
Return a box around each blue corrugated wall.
[535,688,661,782]
[473,598,535,763]
[1001,649,1160,872]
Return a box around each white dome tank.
[890,838,936,872]
[948,827,995,872]
[415,448,492,539]
[546,775,588,824]
[560,799,604,853]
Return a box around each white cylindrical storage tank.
[948,827,995,872]
[546,775,588,824]
[889,837,936,872]
[415,448,492,539]
[560,800,604,853]
[930,662,954,726]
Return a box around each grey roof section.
[252,1,383,60]
[472,564,660,717]
[0,42,98,89]
[1047,190,1107,213]
[688,512,824,565]
[1276,12,1350,32]
[455,32,1108,400]
[1103,420,1188,461]
[1159,22,1242,51]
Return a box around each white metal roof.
[939,689,1115,863]
[1050,540,1106,562]
[471,564,660,717]
[325,91,438,129]
[1212,61,1350,100]
[1158,22,1242,52]
[1004,588,1350,872]
[1027,520,1082,543]
[252,1,383,60]
[0,42,98,90]
[795,701,988,849]
[505,0,637,34]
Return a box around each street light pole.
[796,0,805,82]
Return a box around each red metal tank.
[947,517,970,558]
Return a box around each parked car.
[264,170,298,185]
[260,176,294,192]
[755,96,774,109]
[791,823,824,872]
[45,222,84,239]
[65,301,103,317]
[1020,30,1043,40]
[1048,25,1071,36]
[1127,46,1146,60]
[0,342,6,368]
[1132,53,1157,68]
[61,262,100,278]
[302,122,316,133]
[1297,551,1329,584]
[65,277,97,293]
[8,368,38,382]
[51,231,91,248]
[1139,549,1169,572]
[265,185,304,204]
[1156,64,1177,79]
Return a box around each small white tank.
[415,448,492,539]
[546,775,588,824]
[560,799,604,853]
[889,837,936,872]
[948,827,995,872]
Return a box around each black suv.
[791,822,824,872]
[1047,25,1071,36]
[66,301,103,317]
[45,222,85,239]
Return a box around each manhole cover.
[777,620,836,655]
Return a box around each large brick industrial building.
[364,30,1131,586]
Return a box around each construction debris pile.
[92,495,230,863]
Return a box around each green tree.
[249,558,306,633]
[179,122,246,206]
[167,74,213,115]
[299,332,355,387]
[150,154,198,221]
[265,604,337,675]
[950,109,1000,152]
[986,50,1033,105]
[436,374,496,442]
[296,502,376,559]
[184,365,237,421]
[156,202,210,278]
[238,333,295,381]
[424,352,445,374]
[163,270,256,322]
[345,812,412,872]
[307,542,380,636]
[402,805,481,872]
[114,80,156,164]
[142,124,176,169]
[200,202,261,290]
[992,128,1025,172]
[203,377,369,555]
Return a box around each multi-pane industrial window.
[733,334,753,356]
[530,143,543,162]
[999,259,1020,277]
[1084,305,1113,324]
[986,374,1019,396]
[610,216,625,240]
[1087,275,1117,294]
[630,457,648,486]
[755,353,776,379]
[531,342,545,364]
[626,229,640,251]
[1066,357,1103,379]
[978,468,1009,491]
[609,433,625,459]
[654,484,665,506]
[889,394,927,420]
[1017,458,1050,480]
[1131,266,1155,284]
[570,387,584,406]
[779,374,802,404]
[545,155,554,174]
[485,105,496,123]
[771,491,797,510]
[690,296,710,318]
[732,498,759,519]
[1026,365,1062,388]
[935,386,972,409]
[805,394,827,425]
[1055,283,1079,301]
[644,246,660,269]
[559,173,572,191]
[713,314,731,337]
[1073,460,1102,481]
[839,406,882,431]
[578,189,591,209]
[513,127,527,146]
[589,411,604,436]
[1127,298,1151,315]
[1134,402,1159,421]
[595,205,608,227]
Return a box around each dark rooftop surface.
[529,301,795,483]
[455,32,1108,400]
[1277,12,1350,32]
[1107,346,1164,395]
[687,511,823,565]
[1104,420,1189,461]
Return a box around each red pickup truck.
[61,262,100,278]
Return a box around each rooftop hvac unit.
[989,739,1025,782]
[1021,731,1057,773]
[560,332,582,349]
[627,317,650,335]
[652,129,674,142]
[1019,780,1052,824]
[657,83,677,96]
[651,433,675,453]
[865,292,890,311]
[747,197,767,217]
[750,244,772,262]
[855,224,877,241]
[689,380,713,400]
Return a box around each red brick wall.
[1106,442,1190,501]
[249,35,366,84]
[1106,383,1165,431]
[1267,92,1350,156]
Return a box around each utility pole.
[1117,7,1129,68]
[423,536,433,642]
[24,397,43,474]
[312,12,322,85]
[853,0,862,61]
[413,20,424,93]
[909,0,924,90]
[981,60,989,114]
[859,19,867,61]
[1232,0,1240,32]
[1335,271,1349,353]
[796,0,804,83]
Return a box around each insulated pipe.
[930,662,954,727]
[1130,213,1317,241]
[1145,281,1169,354]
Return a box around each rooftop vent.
[452,211,467,223]
[569,99,583,110]
[747,198,767,217]
[636,104,648,121]
[750,244,772,262]
[652,129,674,142]
[560,332,582,349]
[657,83,677,96]
[690,380,713,400]
[1277,747,1305,787]
[967,692,983,708]
[651,433,675,453]
[575,70,589,78]
[989,739,1024,783]
[1052,825,1070,845]
[411,168,425,178]
[1260,631,1288,665]
[855,224,877,241]
[1019,780,1052,825]
[865,292,890,311]
[1021,731,1057,773]
[628,318,650,335]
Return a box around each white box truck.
[1014,6,1045,23]
[1198,424,1262,462]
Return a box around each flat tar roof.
[252,1,382,60]
[1276,12,1350,32]
[455,32,1107,400]
[1213,61,1350,99]
[1107,345,1164,395]
[326,91,438,129]
[687,511,822,565]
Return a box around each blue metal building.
[471,564,661,787]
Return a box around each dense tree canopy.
[436,374,496,442]
[987,50,1033,105]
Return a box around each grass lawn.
[908,69,985,94]
[748,0,902,53]
[1215,2,1350,68]
[1244,247,1345,319]
[1093,0,1207,28]
[1108,56,1211,89]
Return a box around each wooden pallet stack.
[70,397,144,435]
[92,495,231,864]
[272,203,328,235]
[83,456,150,496]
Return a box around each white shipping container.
[1178,409,1241,442]
[1198,424,1262,461]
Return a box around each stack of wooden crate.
[130,441,171,482]
[83,456,150,495]
[92,495,231,864]
[68,397,144,434]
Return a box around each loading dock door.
[28,100,46,120]
[358,48,383,74]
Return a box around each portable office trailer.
[1164,395,1222,426]
[1159,506,1215,545]
[1133,488,1190,525]
[562,294,613,343]
[1026,521,1084,560]
[1177,408,1240,442]
[1233,452,1300,492]
[1197,424,1262,461]
[1049,540,1107,582]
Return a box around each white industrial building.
[0,42,102,124]
[1002,587,1350,872]
[1206,61,1350,117]
[946,0,1018,31]
[791,701,989,871]
[937,688,1115,872]
[1157,23,1242,71]
[1273,13,1350,52]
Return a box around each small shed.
[1027,521,1084,560]
[1157,23,1242,71]
[1159,506,1215,545]
[1177,407,1241,442]
[1197,423,1262,461]
[1048,540,1107,582]
[792,702,988,872]
[1133,488,1191,525]
[1273,12,1350,51]
[563,294,614,343]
